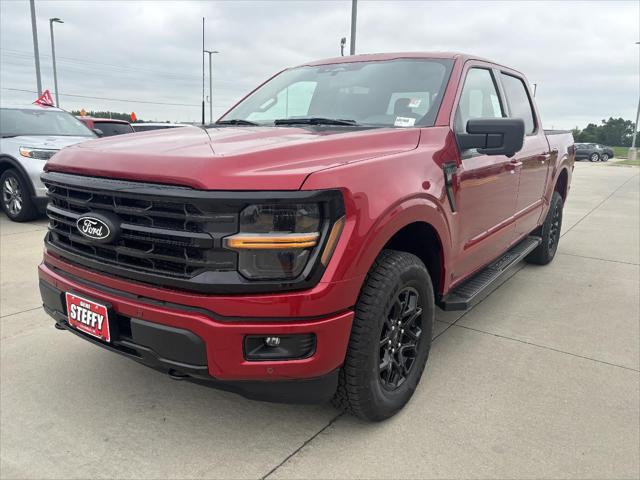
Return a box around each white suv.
[0,104,96,221]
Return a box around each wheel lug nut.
[401,329,404,333]
[388,340,392,345]
[391,326,395,331]
[392,348,395,353]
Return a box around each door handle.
[506,161,522,174]
[539,152,554,164]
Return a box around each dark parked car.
[77,117,134,137]
[575,143,614,162]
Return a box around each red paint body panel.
[39,262,353,380]
[39,52,574,385]
[46,126,420,191]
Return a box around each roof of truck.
[299,52,494,67]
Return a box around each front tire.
[1,169,38,222]
[332,250,434,421]
[526,191,563,265]
[590,152,600,162]
[601,153,609,162]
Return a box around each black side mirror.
[92,128,104,137]
[457,118,525,157]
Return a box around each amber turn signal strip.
[321,216,345,266]
[226,232,320,250]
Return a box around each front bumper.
[38,260,354,404]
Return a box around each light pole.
[49,17,63,107]
[201,17,205,125]
[630,41,640,162]
[204,50,219,124]
[350,0,357,55]
[29,0,42,95]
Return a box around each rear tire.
[1,169,38,222]
[332,250,434,421]
[526,191,563,265]
[589,153,600,162]
[601,153,609,162]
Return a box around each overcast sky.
[1,0,638,128]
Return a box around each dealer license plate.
[65,292,111,342]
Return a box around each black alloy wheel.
[379,287,423,390]
[526,190,564,265]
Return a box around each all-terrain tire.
[526,191,563,265]
[332,250,434,421]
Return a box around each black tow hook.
[54,322,66,331]
[168,369,190,381]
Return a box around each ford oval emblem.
[76,214,119,243]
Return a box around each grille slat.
[47,190,222,223]
[44,177,238,280]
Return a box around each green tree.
[573,117,636,146]
[70,110,140,122]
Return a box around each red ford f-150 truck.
[39,52,574,421]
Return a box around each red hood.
[44,125,420,190]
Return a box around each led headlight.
[19,147,58,160]
[225,203,322,280]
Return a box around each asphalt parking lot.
[1,161,638,479]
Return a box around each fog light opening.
[244,334,316,361]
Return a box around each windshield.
[0,108,95,137]
[220,59,454,127]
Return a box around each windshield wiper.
[215,119,259,126]
[274,117,358,126]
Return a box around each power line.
[1,48,202,81]
[1,48,244,87]
[2,87,202,107]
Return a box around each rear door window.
[500,73,536,135]
[94,121,134,136]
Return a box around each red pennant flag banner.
[130,112,137,122]
[34,90,54,107]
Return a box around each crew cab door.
[498,72,550,236]
[450,66,519,284]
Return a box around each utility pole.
[630,98,639,162]
[201,17,205,125]
[29,0,42,95]
[350,0,357,55]
[204,50,219,124]
[630,41,640,162]
[49,17,63,107]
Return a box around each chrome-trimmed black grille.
[43,175,238,279]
